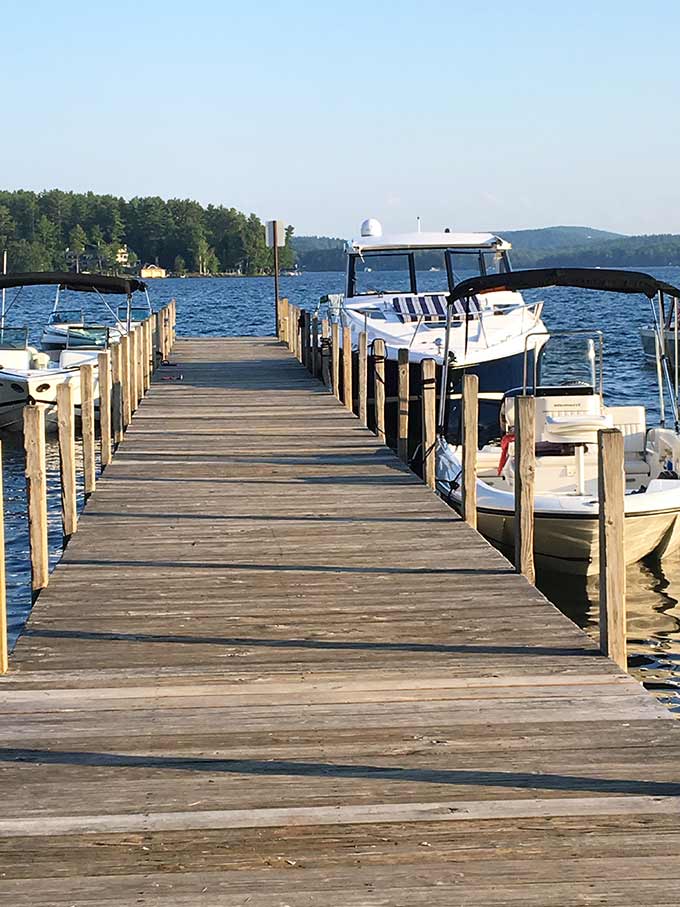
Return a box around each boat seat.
[392,294,459,323]
[611,405,647,453]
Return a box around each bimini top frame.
[438,267,680,434]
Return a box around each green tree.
[68,224,88,272]
[173,255,187,275]
[0,204,15,252]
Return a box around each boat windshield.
[65,326,110,349]
[48,309,84,325]
[0,327,28,350]
[117,305,152,322]
[348,248,510,297]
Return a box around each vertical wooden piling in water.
[514,396,536,583]
[321,319,331,387]
[80,364,96,496]
[23,405,49,594]
[130,329,140,410]
[311,315,320,377]
[598,428,627,669]
[141,321,150,393]
[154,311,162,365]
[279,297,289,344]
[120,334,132,429]
[421,358,436,489]
[111,342,124,446]
[343,326,353,412]
[373,339,386,442]
[0,441,6,673]
[135,327,144,404]
[461,373,479,529]
[397,348,410,463]
[57,381,77,540]
[98,350,112,468]
[302,311,311,370]
[358,331,368,427]
[332,323,340,400]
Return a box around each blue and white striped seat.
[391,294,480,323]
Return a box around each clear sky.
[2,0,679,238]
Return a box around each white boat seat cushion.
[611,405,647,453]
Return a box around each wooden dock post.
[279,297,288,343]
[135,327,144,404]
[598,428,627,669]
[98,350,112,468]
[343,326,353,412]
[0,441,6,674]
[57,381,77,540]
[397,348,409,463]
[461,373,479,529]
[154,311,162,365]
[141,320,150,393]
[321,319,331,387]
[311,314,319,377]
[120,334,132,429]
[332,322,341,400]
[514,396,536,583]
[110,341,124,446]
[373,339,386,442]
[302,310,311,370]
[23,404,49,594]
[130,329,139,410]
[80,363,96,496]
[421,358,437,489]
[358,331,368,426]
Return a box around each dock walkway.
[2,337,680,905]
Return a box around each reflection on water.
[537,556,680,712]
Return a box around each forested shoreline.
[0,189,295,275]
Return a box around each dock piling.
[331,323,340,400]
[373,339,386,442]
[514,395,536,583]
[421,358,437,489]
[461,373,479,528]
[397,348,409,463]
[598,428,627,669]
[56,381,77,540]
[98,350,112,468]
[23,404,49,594]
[358,331,368,426]
[343,326,353,412]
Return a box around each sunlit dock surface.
[1,337,679,905]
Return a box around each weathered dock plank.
[1,337,679,904]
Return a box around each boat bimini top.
[439,267,680,432]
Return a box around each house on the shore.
[140,263,167,279]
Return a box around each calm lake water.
[6,269,680,711]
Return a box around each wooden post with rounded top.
[57,381,77,540]
[311,314,319,377]
[461,373,479,528]
[98,350,112,467]
[397,348,409,462]
[598,428,627,669]
[358,331,368,426]
[321,319,331,387]
[120,333,131,428]
[331,322,341,400]
[421,358,437,489]
[110,341,124,445]
[24,404,49,595]
[80,363,96,496]
[373,339,386,442]
[343,326,353,411]
[514,395,536,583]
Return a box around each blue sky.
[2,1,679,237]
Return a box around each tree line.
[0,189,295,276]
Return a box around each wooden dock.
[2,336,680,905]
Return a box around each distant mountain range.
[292,226,680,271]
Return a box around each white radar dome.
[360,218,383,237]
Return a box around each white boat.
[327,219,548,412]
[0,272,149,430]
[436,268,680,574]
[40,275,151,352]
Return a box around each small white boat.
[0,272,149,430]
[40,275,151,352]
[436,268,680,574]
[326,219,548,406]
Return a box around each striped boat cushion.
[391,294,480,323]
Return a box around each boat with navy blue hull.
[323,218,548,444]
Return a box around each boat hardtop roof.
[351,231,512,255]
[447,267,680,307]
[0,271,147,295]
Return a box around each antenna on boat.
[416,217,421,233]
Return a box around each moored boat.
[436,268,680,574]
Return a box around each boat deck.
[1,336,679,905]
